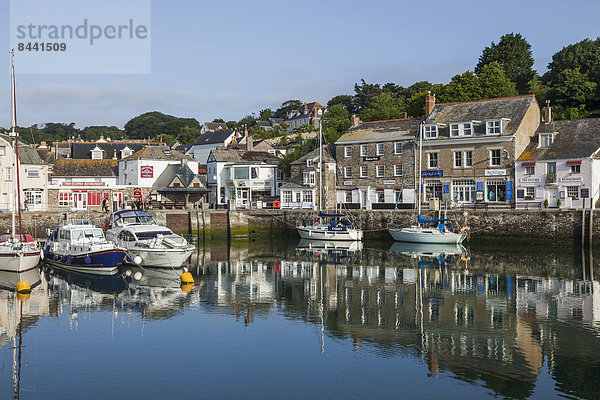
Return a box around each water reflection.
[0,242,596,399]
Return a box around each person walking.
[102,197,109,213]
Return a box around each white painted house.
[207,149,281,208]
[186,129,237,165]
[119,147,198,188]
[516,118,600,209]
[0,135,49,211]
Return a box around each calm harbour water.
[0,239,598,399]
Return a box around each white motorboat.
[105,210,195,268]
[44,216,126,275]
[0,51,41,272]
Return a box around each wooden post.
[589,207,593,248]
[201,201,206,244]
[582,210,586,247]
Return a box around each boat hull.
[43,249,126,275]
[0,251,40,273]
[388,227,466,244]
[297,226,363,241]
[123,247,195,268]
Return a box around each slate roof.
[71,141,157,159]
[52,159,118,177]
[193,129,236,145]
[291,144,336,165]
[255,121,272,128]
[121,146,195,162]
[203,122,229,131]
[152,163,209,192]
[518,118,600,161]
[18,146,45,165]
[336,117,423,144]
[209,149,280,164]
[425,95,536,137]
[175,143,193,154]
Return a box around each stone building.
[118,146,198,187]
[152,162,209,207]
[279,145,336,210]
[334,117,421,210]
[516,117,600,209]
[284,102,325,132]
[421,93,540,207]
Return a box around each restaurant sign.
[421,170,443,177]
[140,165,154,178]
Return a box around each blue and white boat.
[43,216,126,275]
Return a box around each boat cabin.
[108,210,157,229]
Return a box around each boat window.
[59,229,65,239]
[115,210,156,225]
[135,231,172,239]
[71,230,84,240]
[65,230,71,240]
[84,229,95,238]
[93,229,104,238]
[118,231,136,241]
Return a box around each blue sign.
[477,182,483,191]
[421,170,443,177]
[443,185,449,194]
[506,181,513,200]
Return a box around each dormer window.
[539,133,554,148]
[424,125,438,138]
[486,120,502,135]
[91,146,104,160]
[450,122,473,137]
[121,146,133,158]
[306,158,314,167]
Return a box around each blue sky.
[1,0,599,129]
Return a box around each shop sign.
[519,176,541,183]
[62,181,106,186]
[363,156,380,162]
[343,181,352,186]
[485,169,506,176]
[140,165,154,178]
[581,188,590,198]
[133,188,142,198]
[560,176,583,183]
[421,170,443,177]
[382,180,395,185]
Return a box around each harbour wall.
[4,208,598,246]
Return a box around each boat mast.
[318,119,323,220]
[10,51,23,237]
[417,121,423,226]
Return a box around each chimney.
[245,125,253,150]
[113,149,117,160]
[425,91,436,115]
[350,115,361,127]
[545,100,552,123]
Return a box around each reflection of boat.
[0,268,41,291]
[296,238,362,258]
[120,265,186,289]
[44,215,126,275]
[105,210,195,268]
[43,265,127,294]
[389,242,465,258]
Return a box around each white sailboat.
[296,121,363,241]
[388,122,468,244]
[0,51,41,272]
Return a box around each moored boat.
[44,216,126,275]
[105,210,195,268]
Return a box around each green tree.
[353,79,383,111]
[547,68,597,108]
[545,38,600,86]
[360,92,403,121]
[124,112,201,140]
[212,118,225,123]
[178,126,201,144]
[258,108,273,120]
[322,104,350,143]
[294,123,314,133]
[439,71,482,103]
[476,33,535,94]
[405,91,428,117]
[327,95,356,114]
[274,100,303,119]
[552,105,590,120]
[477,61,518,99]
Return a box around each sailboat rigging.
[0,51,41,272]
[388,121,468,244]
[296,120,363,241]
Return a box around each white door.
[112,192,122,210]
[73,192,87,210]
[548,189,558,207]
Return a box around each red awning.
[522,162,536,167]
[566,160,582,166]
